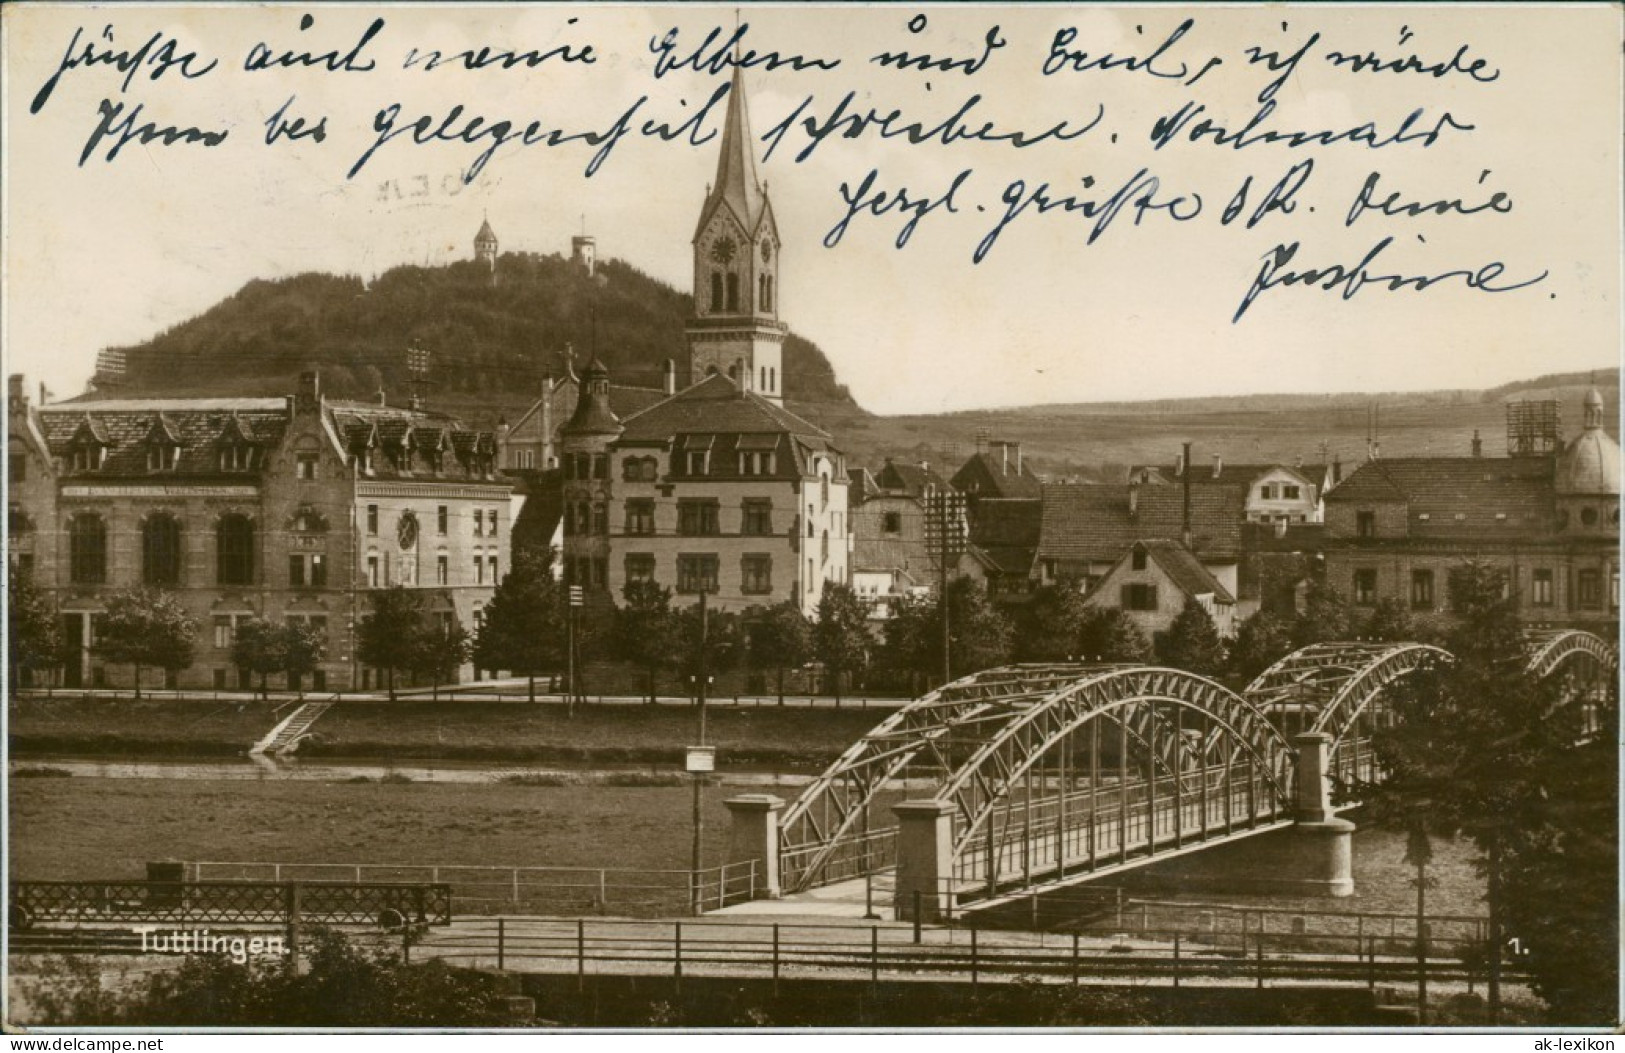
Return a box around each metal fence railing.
[407,916,1525,991]
[184,861,760,918]
[949,882,1490,961]
[9,881,452,928]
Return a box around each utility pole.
[927,490,966,688]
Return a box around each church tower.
[474,217,498,271]
[685,68,785,404]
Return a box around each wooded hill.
[98,252,857,417]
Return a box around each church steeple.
[687,69,785,404]
[699,67,768,237]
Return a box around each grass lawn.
[8,697,888,767]
[8,776,739,882]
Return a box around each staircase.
[251,700,334,756]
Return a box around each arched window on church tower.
[710,272,723,313]
[758,274,767,312]
[764,275,773,312]
[726,273,739,312]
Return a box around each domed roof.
[1556,387,1621,495]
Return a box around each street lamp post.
[687,590,713,915]
[567,585,583,715]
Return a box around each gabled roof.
[217,412,260,445]
[619,373,832,446]
[969,498,1042,578]
[1038,483,1246,564]
[141,413,182,447]
[1326,457,1556,533]
[875,459,947,499]
[951,451,1043,500]
[68,416,110,445]
[1088,540,1235,605]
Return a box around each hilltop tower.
[474,216,498,272]
[571,233,597,277]
[685,68,785,404]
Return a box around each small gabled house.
[1083,539,1237,642]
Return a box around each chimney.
[376,388,388,407]
[1181,441,1193,548]
[662,358,676,396]
[1013,442,1023,475]
[1332,455,1343,485]
[1471,429,1483,457]
[999,441,1010,475]
[38,382,47,405]
[1174,449,1186,476]
[1128,482,1139,517]
[1211,454,1222,479]
[975,428,990,456]
[8,374,25,414]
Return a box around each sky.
[2,4,1620,414]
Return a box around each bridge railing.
[948,765,1286,898]
[780,827,897,892]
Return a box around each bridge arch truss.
[774,631,1618,900]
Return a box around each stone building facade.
[7,372,509,691]
[1322,390,1619,633]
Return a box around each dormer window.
[71,446,102,472]
[147,444,179,472]
[220,444,254,472]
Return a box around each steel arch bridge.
[775,630,1616,900]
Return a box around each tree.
[94,588,196,698]
[878,579,1014,690]
[748,601,812,704]
[232,619,290,699]
[1349,561,1600,1024]
[282,621,325,694]
[412,621,471,700]
[1227,610,1295,682]
[614,579,679,704]
[357,586,423,700]
[1076,607,1152,663]
[1155,597,1225,676]
[231,620,326,699]
[1362,596,1415,643]
[945,577,1015,677]
[474,549,566,702]
[1292,580,1353,647]
[674,602,741,700]
[1017,581,1091,662]
[814,583,870,705]
[7,571,60,691]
